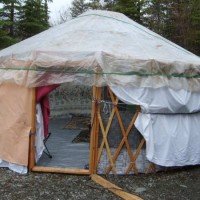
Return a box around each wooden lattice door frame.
[89,86,156,175]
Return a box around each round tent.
[0,10,200,174]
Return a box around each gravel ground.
[0,166,200,200]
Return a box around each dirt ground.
[0,166,200,200]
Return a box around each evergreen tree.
[0,0,21,49]
[43,0,52,24]
[144,0,169,35]
[189,0,200,55]
[70,0,88,18]
[169,0,200,55]
[0,0,21,37]
[144,0,200,55]
[87,0,104,10]
[103,0,117,10]
[109,0,146,24]
[19,0,50,39]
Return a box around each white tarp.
[0,159,27,174]
[111,85,200,113]
[135,113,200,166]
[111,85,200,166]
[35,104,45,162]
[0,10,200,91]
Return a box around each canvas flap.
[0,83,32,166]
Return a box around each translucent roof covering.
[0,10,200,90]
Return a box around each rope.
[1,67,200,79]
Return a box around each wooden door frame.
[28,86,98,175]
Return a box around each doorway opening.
[35,83,92,173]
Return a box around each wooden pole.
[94,87,101,172]
[89,85,101,174]
[89,85,97,174]
[28,87,36,171]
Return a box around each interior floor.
[36,118,90,169]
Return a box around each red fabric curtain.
[36,85,60,138]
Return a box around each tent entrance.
[29,85,155,175]
[31,83,92,174]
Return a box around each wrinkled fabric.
[111,85,200,166]
[0,10,200,91]
[0,159,27,174]
[135,113,200,166]
[111,85,200,113]
[35,104,45,162]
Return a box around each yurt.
[0,10,200,175]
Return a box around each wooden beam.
[94,87,102,172]
[28,87,36,171]
[89,86,101,174]
[89,85,97,174]
[32,166,90,175]
[91,174,143,200]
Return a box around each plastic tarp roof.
[0,10,200,90]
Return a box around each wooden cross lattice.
[95,86,156,175]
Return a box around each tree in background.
[87,0,104,10]
[103,0,117,10]
[189,0,200,55]
[44,0,52,24]
[70,0,88,18]
[105,0,147,24]
[0,0,21,49]
[0,0,51,49]
[146,0,200,55]
[144,0,168,35]
[18,0,50,39]
[169,0,200,55]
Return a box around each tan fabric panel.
[0,83,32,165]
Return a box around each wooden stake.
[28,87,36,171]
[91,174,143,200]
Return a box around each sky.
[49,0,73,22]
